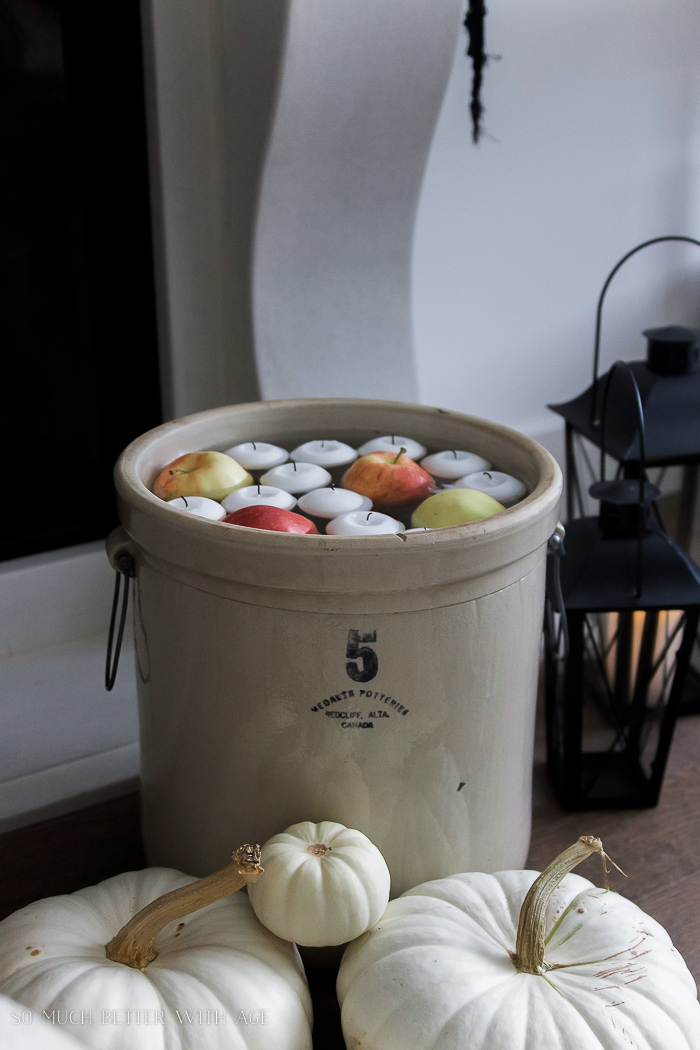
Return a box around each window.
[0,0,161,560]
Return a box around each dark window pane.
[0,0,161,560]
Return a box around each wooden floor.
[528,698,700,985]
[1,700,699,1047]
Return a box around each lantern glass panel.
[548,605,693,807]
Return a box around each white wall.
[413,0,700,443]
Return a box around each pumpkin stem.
[306,843,332,856]
[512,836,605,975]
[105,844,264,970]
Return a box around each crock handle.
[106,526,137,576]
[105,528,137,691]
[544,523,568,660]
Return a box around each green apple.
[153,451,253,503]
[411,488,504,528]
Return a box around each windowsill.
[0,542,140,832]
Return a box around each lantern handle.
[597,361,647,598]
[590,234,700,427]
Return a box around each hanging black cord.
[464,0,487,143]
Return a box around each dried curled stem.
[105,844,263,970]
[513,836,614,975]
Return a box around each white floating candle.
[223,441,288,471]
[297,486,372,519]
[221,485,297,513]
[290,439,358,468]
[453,470,527,506]
[326,510,405,536]
[357,435,427,461]
[420,449,492,480]
[261,461,332,494]
[167,496,227,520]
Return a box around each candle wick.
[484,472,492,479]
[451,450,457,458]
[257,483,261,494]
[182,496,188,508]
[252,442,256,450]
[321,440,325,447]
[367,512,373,521]
[292,460,297,471]
[330,483,335,490]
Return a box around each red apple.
[153,451,252,503]
[222,506,319,534]
[341,450,433,513]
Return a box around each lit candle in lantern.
[297,486,371,519]
[420,449,492,480]
[224,441,289,471]
[167,496,227,520]
[452,471,527,506]
[221,484,297,513]
[326,510,405,536]
[357,435,427,460]
[261,461,332,494]
[290,439,358,469]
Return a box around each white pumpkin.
[0,993,84,1049]
[338,837,700,1050]
[0,846,313,1050]
[248,821,390,947]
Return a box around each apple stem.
[393,447,407,464]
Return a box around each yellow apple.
[153,451,253,503]
[411,488,504,528]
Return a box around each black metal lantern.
[545,362,700,809]
[549,235,700,537]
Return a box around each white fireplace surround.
[144,0,465,417]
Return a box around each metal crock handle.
[105,527,137,692]
[544,523,569,660]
